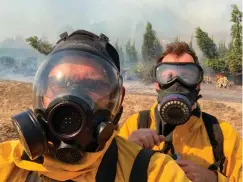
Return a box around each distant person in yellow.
[119,42,242,182]
[0,30,191,182]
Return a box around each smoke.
[0,0,241,82]
[0,0,241,45]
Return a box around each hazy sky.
[0,0,241,43]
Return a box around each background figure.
[119,42,242,182]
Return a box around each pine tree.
[125,39,131,62]
[141,22,161,62]
[195,27,230,73]
[119,45,125,68]
[227,4,242,74]
[113,39,125,67]
[218,41,228,58]
[130,41,138,62]
[195,27,218,59]
[154,38,163,58]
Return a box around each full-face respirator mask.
[11,30,123,164]
[153,62,204,126]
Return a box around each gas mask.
[11,30,123,164]
[153,62,204,125]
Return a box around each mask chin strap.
[160,132,174,153]
[113,106,123,125]
[153,105,177,158]
[96,122,115,151]
[195,88,202,101]
[159,128,178,160]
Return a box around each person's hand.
[128,128,165,149]
[177,160,218,182]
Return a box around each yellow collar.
[12,131,118,181]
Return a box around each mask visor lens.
[155,63,202,85]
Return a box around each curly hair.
[157,42,199,65]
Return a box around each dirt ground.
[0,80,242,143]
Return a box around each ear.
[196,84,200,90]
[155,82,160,92]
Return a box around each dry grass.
[120,95,242,136]
[0,81,32,142]
[0,81,241,143]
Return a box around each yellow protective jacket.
[0,131,191,182]
[118,103,242,182]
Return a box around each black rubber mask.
[157,82,201,125]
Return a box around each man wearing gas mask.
[0,30,191,182]
[118,42,242,182]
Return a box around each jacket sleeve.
[148,153,191,182]
[0,140,29,182]
[217,121,242,182]
[118,113,139,139]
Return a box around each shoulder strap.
[202,112,226,173]
[137,110,151,129]
[129,149,158,182]
[96,138,118,182]
[160,131,176,155]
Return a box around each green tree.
[195,27,229,73]
[142,22,161,62]
[204,57,228,74]
[113,39,125,67]
[217,41,228,58]
[126,39,131,62]
[195,27,218,59]
[125,39,138,63]
[227,4,242,74]
[154,39,163,58]
[119,45,125,67]
[130,41,138,62]
[26,36,53,55]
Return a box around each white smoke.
[0,0,241,82]
[0,0,241,45]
